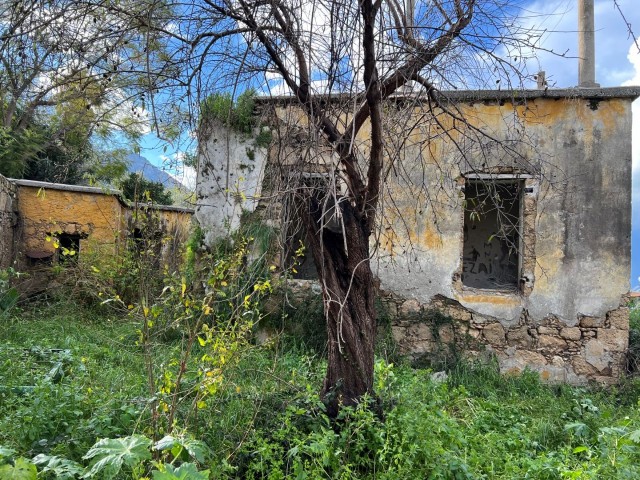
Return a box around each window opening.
[57,233,83,263]
[462,180,522,290]
[282,172,336,280]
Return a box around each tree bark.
[302,195,377,417]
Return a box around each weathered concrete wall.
[156,207,194,257]
[375,95,631,320]
[126,204,194,272]
[202,88,639,383]
[14,181,194,272]
[196,119,267,246]
[371,91,636,382]
[0,174,17,269]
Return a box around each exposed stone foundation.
[272,280,629,385]
[382,291,629,384]
[276,280,630,384]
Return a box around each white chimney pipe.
[578,0,599,87]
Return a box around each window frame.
[455,173,538,296]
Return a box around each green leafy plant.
[200,89,271,147]
[151,462,210,480]
[82,435,152,479]
[0,447,37,480]
[153,435,210,464]
[32,454,84,479]
[0,268,20,316]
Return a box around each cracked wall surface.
[199,88,639,383]
[195,119,267,246]
[9,181,193,293]
[0,175,17,269]
[373,92,636,382]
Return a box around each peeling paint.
[201,89,639,383]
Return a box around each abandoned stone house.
[0,175,193,290]
[195,86,640,384]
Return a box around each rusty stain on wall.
[17,183,125,260]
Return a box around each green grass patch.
[2,300,640,478]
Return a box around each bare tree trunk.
[303,197,377,416]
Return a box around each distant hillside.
[126,154,184,189]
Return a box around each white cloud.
[160,151,197,190]
[622,44,640,172]
[97,89,151,136]
[170,165,197,191]
[518,2,639,173]
[514,0,639,88]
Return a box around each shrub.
[628,300,640,373]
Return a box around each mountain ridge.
[126,154,184,189]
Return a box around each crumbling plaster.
[197,87,640,383]
[374,93,634,327]
[195,119,267,246]
[0,175,17,269]
[12,180,194,272]
[15,181,126,259]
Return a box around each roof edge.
[11,179,122,197]
[10,179,194,214]
[256,86,640,104]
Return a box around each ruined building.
[0,176,193,291]
[195,84,639,384]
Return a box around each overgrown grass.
[628,299,640,374]
[0,303,153,460]
[2,299,640,478]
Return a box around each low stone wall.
[276,280,629,384]
[0,175,17,269]
[383,292,629,384]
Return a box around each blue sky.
[517,0,640,288]
[135,0,640,289]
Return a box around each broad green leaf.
[564,422,588,437]
[183,439,210,464]
[153,435,177,452]
[83,435,151,479]
[0,457,37,480]
[0,287,19,312]
[33,454,84,479]
[629,429,640,443]
[153,436,210,463]
[0,446,17,460]
[151,462,210,480]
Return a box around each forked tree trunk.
[303,197,377,417]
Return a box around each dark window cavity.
[57,233,83,263]
[462,180,522,290]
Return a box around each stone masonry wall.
[383,291,629,384]
[0,175,17,269]
[275,281,629,384]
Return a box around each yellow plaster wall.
[158,210,193,242]
[17,185,126,259]
[155,208,194,268]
